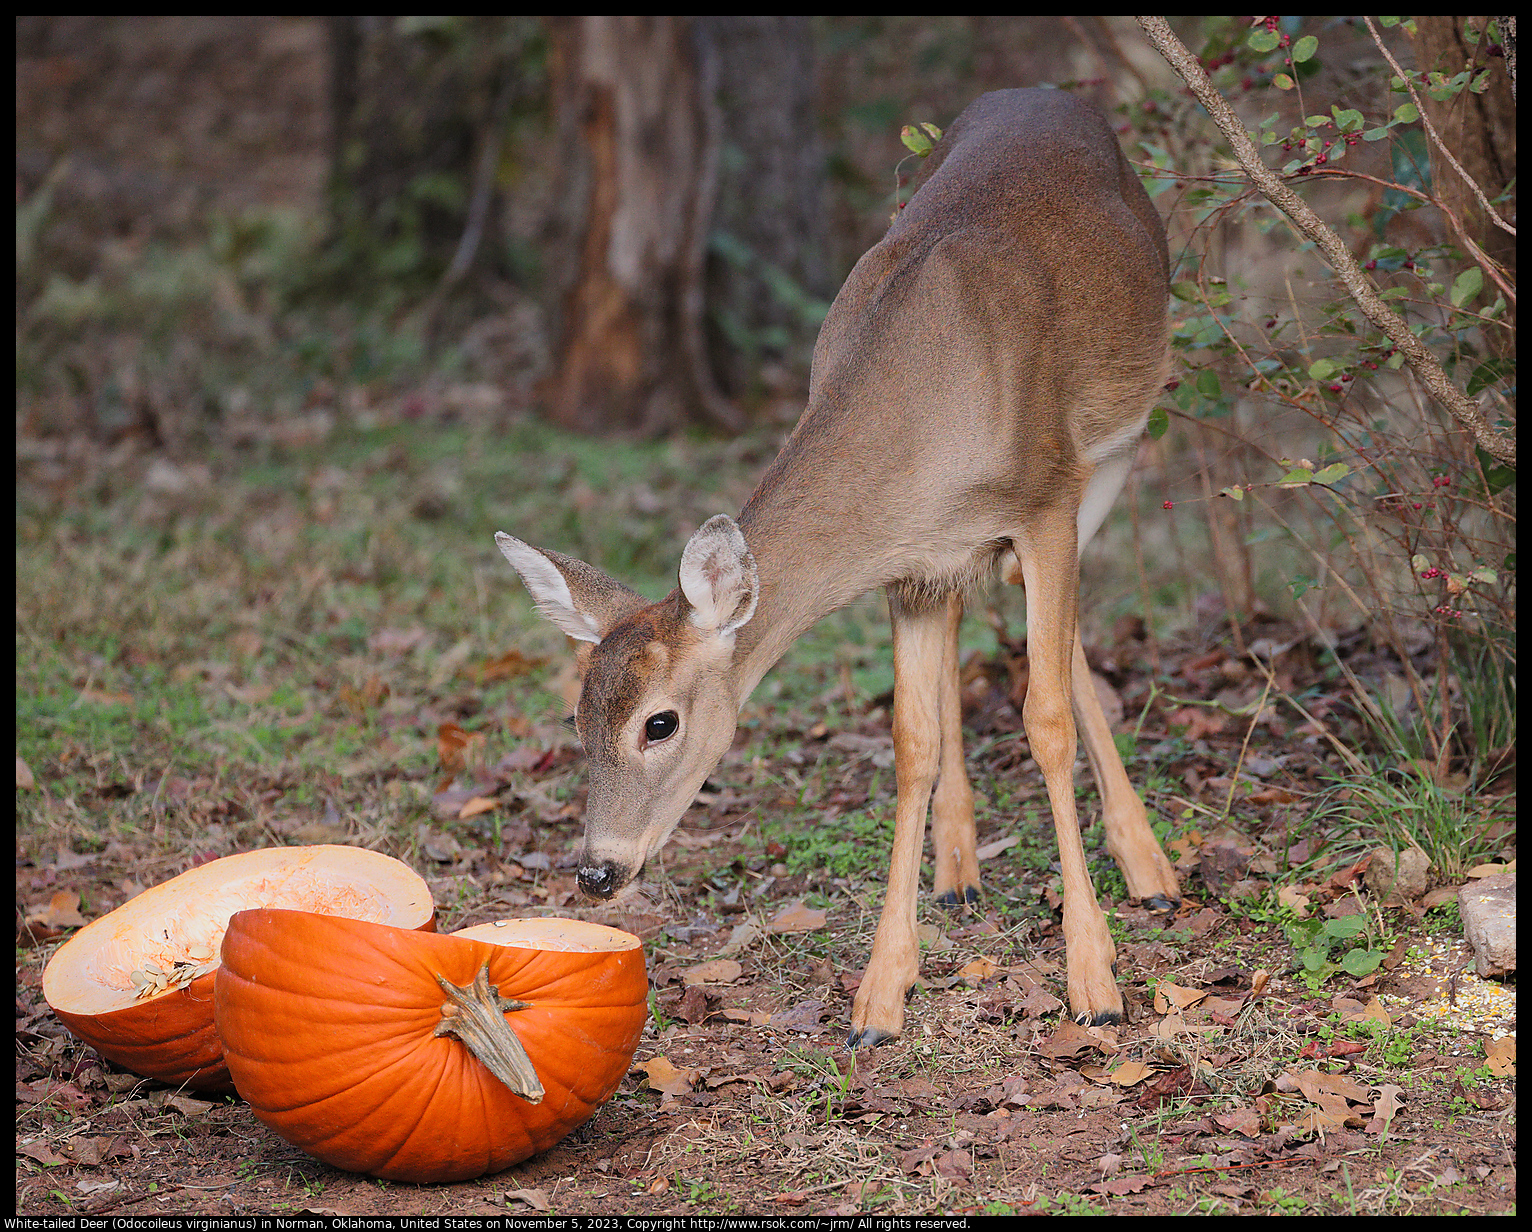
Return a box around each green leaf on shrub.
[900,125,934,156]
[1394,102,1420,123]
[1291,35,1319,63]
[1146,405,1169,440]
[1340,948,1384,977]
[1311,463,1351,485]
[1248,29,1281,53]
[1308,358,1340,380]
[1450,267,1484,307]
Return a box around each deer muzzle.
[576,859,625,900]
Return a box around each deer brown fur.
[497,88,1180,1047]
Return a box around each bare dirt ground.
[16,618,1517,1216]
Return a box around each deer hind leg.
[1072,633,1179,909]
[932,592,980,907]
[1013,514,1124,1025]
[848,589,948,1049]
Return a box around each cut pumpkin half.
[42,845,434,1091]
[215,911,648,1183]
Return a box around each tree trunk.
[705,17,830,400]
[542,16,740,434]
[1412,17,1516,348]
[326,17,511,288]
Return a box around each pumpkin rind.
[42,846,435,1091]
[215,909,649,1183]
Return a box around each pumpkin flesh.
[42,846,434,1091]
[215,911,648,1183]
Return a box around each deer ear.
[495,532,646,643]
[678,515,758,638]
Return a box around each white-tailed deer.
[497,88,1180,1048]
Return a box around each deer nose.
[577,861,620,899]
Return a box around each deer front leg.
[1014,520,1124,1025]
[1072,633,1179,910]
[847,592,947,1049]
[932,592,979,907]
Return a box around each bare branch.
[1134,16,1514,468]
[1363,16,1515,238]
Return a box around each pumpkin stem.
[433,965,545,1104]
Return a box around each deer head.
[494,516,757,899]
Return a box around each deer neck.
[728,450,888,704]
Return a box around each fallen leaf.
[675,984,712,1024]
[17,1140,68,1167]
[1090,1174,1152,1195]
[1110,1059,1154,1087]
[1153,980,1208,1014]
[769,999,827,1033]
[456,796,500,820]
[682,959,743,986]
[1484,1036,1515,1077]
[477,649,545,683]
[26,890,88,929]
[1212,1106,1261,1137]
[17,755,35,789]
[504,1188,551,1211]
[1366,1084,1405,1135]
[1038,1020,1098,1059]
[766,901,827,933]
[639,1056,700,1098]
[956,956,1002,984]
[164,1095,213,1117]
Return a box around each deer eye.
[644,710,679,744]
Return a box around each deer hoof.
[846,1024,897,1050]
[934,885,980,908]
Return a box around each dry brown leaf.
[1277,884,1312,917]
[477,648,545,683]
[1484,1035,1515,1077]
[681,958,743,986]
[504,1188,552,1211]
[639,1056,700,1097]
[1338,996,1391,1026]
[766,901,827,933]
[1110,1059,1154,1087]
[1153,980,1208,1014]
[437,721,488,773]
[1366,1083,1405,1135]
[1038,1020,1098,1058]
[957,956,1002,983]
[456,795,500,820]
[17,1141,69,1167]
[17,755,36,790]
[975,836,1019,860]
[26,890,88,929]
[1212,1106,1262,1137]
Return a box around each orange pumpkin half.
[214,910,649,1183]
[42,846,434,1091]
